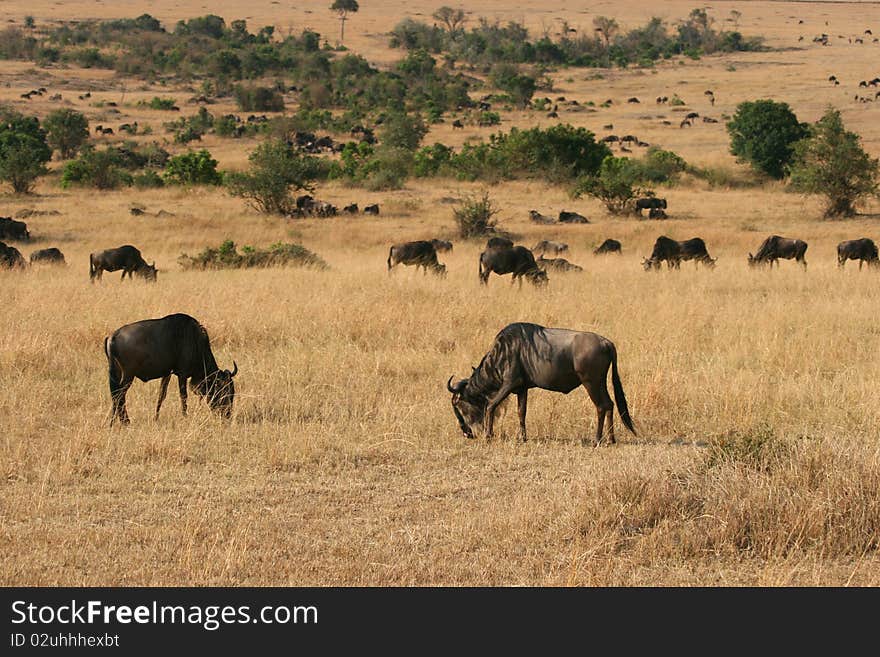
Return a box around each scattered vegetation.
[43,109,89,159]
[0,107,51,193]
[178,239,328,270]
[163,150,223,186]
[453,191,501,238]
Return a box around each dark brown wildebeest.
[430,239,453,253]
[387,240,446,276]
[446,322,635,444]
[528,210,556,224]
[627,97,640,103]
[0,241,27,269]
[29,247,65,265]
[0,217,30,241]
[537,255,583,273]
[452,119,464,129]
[532,240,569,256]
[593,239,622,255]
[558,210,589,224]
[104,313,237,425]
[837,238,878,269]
[748,235,808,270]
[363,203,380,215]
[342,203,359,214]
[486,236,514,250]
[634,197,667,216]
[643,236,716,270]
[479,246,548,287]
[89,245,158,282]
[648,207,668,220]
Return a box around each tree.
[226,139,321,214]
[0,109,52,193]
[43,108,89,159]
[572,156,643,214]
[164,150,223,185]
[593,16,619,50]
[789,108,879,218]
[432,6,466,38]
[330,0,359,45]
[726,100,807,179]
[490,64,536,108]
[379,112,427,150]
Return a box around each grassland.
[1,0,880,585]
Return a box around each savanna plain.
[2,0,880,585]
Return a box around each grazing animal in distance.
[528,210,556,224]
[430,239,453,253]
[532,240,569,256]
[0,241,27,268]
[593,239,622,255]
[634,197,667,216]
[29,247,65,265]
[643,236,716,270]
[536,255,583,273]
[479,246,548,287]
[363,203,380,215]
[627,97,640,103]
[648,207,668,220]
[452,119,464,129]
[837,238,878,269]
[89,245,157,282]
[0,217,30,241]
[104,313,237,425]
[558,210,589,224]
[343,203,359,214]
[748,235,808,269]
[447,323,635,444]
[387,240,446,276]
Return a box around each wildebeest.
[0,241,27,268]
[29,247,65,265]
[486,236,514,250]
[748,235,808,270]
[532,240,569,256]
[446,323,635,444]
[536,255,583,273]
[634,197,667,216]
[104,313,238,425]
[593,239,622,255]
[479,246,548,287]
[342,203,359,214]
[364,204,380,215]
[430,239,453,253]
[387,240,446,276]
[558,210,589,224]
[528,210,556,224]
[642,236,716,270]
[452,119,464,129]
[648,207,668,220]
[89,245,158,282]
[0,217,30,241]
[837,238,878,269]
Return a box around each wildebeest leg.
[485,383,518,438]
[581,380,614,447]
[177,376,188,416]
[517,390,528,442]
[155,374,171,420]
[110,376,133,426]
[858,259,863,271]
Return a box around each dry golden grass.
[2,1,880,585]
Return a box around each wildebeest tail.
[105,335,124,391]
[609,343,636,435]
[387,246,393,272]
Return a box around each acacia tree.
[593,16,619,50]
[330,0,359,45]
[44,108,89,159]
[726,100,807,179]
[432,6,466,38]
[789,108,879,218]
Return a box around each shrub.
[61,147,131,190]
[178,239,328,270]
[379,111,427,150]
[453,191,501,238]
[364,147,413,190]
[132,170,165,188]
[142,97,179,111]
[0,108,52,193]
[572,156,643,214]
[234,85,285,112]
[413,142,453,177]
[726,100,807,179]
[163,150,223,185]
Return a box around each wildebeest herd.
[2,211,879,442]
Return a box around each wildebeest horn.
[447,375,456,393]
[230,361,238,377]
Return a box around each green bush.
[726,99,807,179]
[572,156,643,214]
[178,239,328,270]
[142,97,179,111]
[163,149,223,185]
[234,85,285,112]
[379,112,427,151]
[0,108,52,193]
[61,147,132,190]
[132,170,165,188]
[453,191,501,238]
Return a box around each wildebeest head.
[138,261,158,282]
[447,375,483,439]
[747,253,760,268]
[205,361,238,418]
[433,262,447,278]
[526,268,549,286]
[642,257,660,271]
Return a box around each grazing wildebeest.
[0,217,30,241]
[648,207,668,220]
[532,240,569,256]
[627,97,640,103]
[593,239,622,255]
[29,247,65,265]
[89,245,158,282]
[748,235,808,270]
[558,210,589,224]
[452,119,464,129]
[642,236,716,270]
[342,203,359,214]
[528,210,556,224]
[446,323,635,444]
[430,239,453,253]
[486,236,514,250]
[536,255,583,273]
[387,240,446,276]
[634,197,667,216]
[479,246,548,287]
[364,204,380,215]
[0,241,27,268]
[104,313,238,425]
[837,238,878,269]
